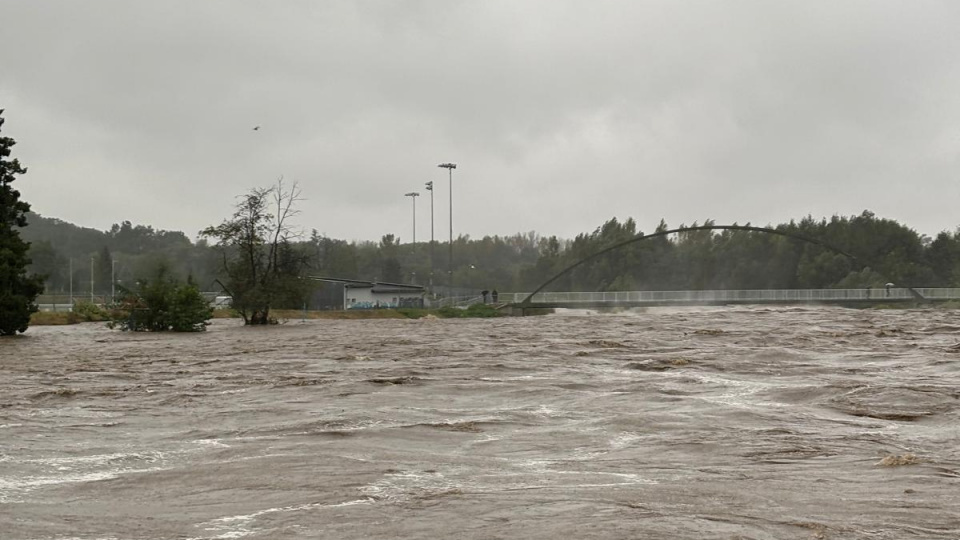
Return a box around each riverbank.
[29,303,517,326]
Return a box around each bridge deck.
[500,288,960,308]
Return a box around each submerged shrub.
[436,306,464,318]
[463,303,502,318]
[435,304,502,318]
[111,269,212,332]
[71,301,108,322]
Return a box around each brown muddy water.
[1,306,959,539]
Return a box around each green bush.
[436,306,464,318]
[434,304,502,318]
[396,308,428,319]
[71,301,108,322]
[111,271,212,332]
[463,303,502,318]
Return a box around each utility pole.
[69,258,73,306]
[111,259,117,303]
[90,257,94,302]
[437,162,457,288]
[424,181,434,290]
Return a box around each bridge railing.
[431,295,484,309]
[499,288,960,305]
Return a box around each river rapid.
[1,306,959,539]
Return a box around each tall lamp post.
[404,191,419,250]
[424,181,435,289]
[437,162,457,287]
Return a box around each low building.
[309,277,425,310]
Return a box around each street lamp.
[437,162,457,287]
[404,192,420,250]
[424,181,435,288]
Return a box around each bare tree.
[201,179,309,324]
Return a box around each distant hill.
[22,212,219,294]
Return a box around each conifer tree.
[0,110,44,335]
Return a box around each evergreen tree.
[0,110,44,335]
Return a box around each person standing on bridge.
[492,290,499,303]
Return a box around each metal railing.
[497,288,960,305]
[35,295,112,312]
[35,292,228,312]
[431,295,484,309]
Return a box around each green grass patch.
[30,301,111,326]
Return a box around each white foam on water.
[609,431,643,449]
[51,537,121,540]
[691,373,778,410]
[532,404,560,417]
[16,451,168,467]
[191,498,375,540]
[30,407,121,418]
[360,470,464,503]
[0,466,170,503]
[191,439,231,448]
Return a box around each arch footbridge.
[507,224,935,310]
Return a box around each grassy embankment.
[31,303,514,326]
[30,302,111,326]
[230,303,507,320]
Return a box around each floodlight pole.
[425,181,435,289]
[437,162,457,287]
[404,192,420,250]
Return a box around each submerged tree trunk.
[248,308,271,325]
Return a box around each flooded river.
[1,306,959,539]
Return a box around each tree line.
[521,213,958,293]
[21,208,960,301]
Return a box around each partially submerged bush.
[395,308,428,319]
[435,303,503,318]
[463,303,502,318]
[110,271,212,332]
[70,301,109,323]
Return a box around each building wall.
[346,287,423,309]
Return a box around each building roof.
[307,276,425,292]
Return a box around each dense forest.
[20,210,960,304]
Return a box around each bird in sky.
[252,125,260,131]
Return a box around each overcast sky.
[2,1,959,243]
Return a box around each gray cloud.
[2,0,958,242]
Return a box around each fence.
[35,295,111,312]
[430,295,485,309]
[35,292,228,312]
[496,288,960,305]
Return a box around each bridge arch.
[520,224,921,305]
